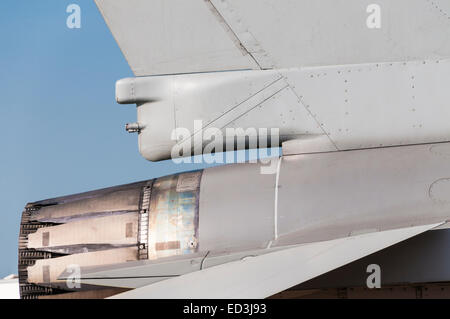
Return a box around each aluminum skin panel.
[276,143,450,246]
[198,162,276,251]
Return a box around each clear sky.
[0,1,228,277]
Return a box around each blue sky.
[0,1,223,277]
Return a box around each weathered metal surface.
[148,171,202,259]
[18,172,203,298]
[27,247,139,287]
[18,181,148,298]
[31,188,141,223]
[137,181,153,260]
[27,213,139,250]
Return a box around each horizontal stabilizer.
[111,223,442,298]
